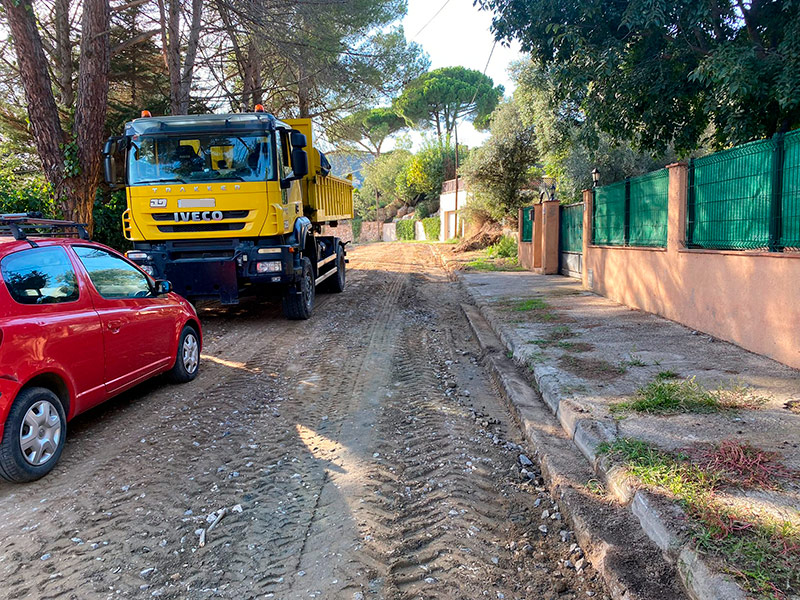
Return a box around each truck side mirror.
[290,148,309,179]
[290,130,307,148]
[103,136,126,189]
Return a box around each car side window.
[73,246,152,299]
[1,246,80,305]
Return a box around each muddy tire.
[283,257,315,320]
[0,387,67,483]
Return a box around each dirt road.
[0,243,609,600]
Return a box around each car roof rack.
[0,212,90,247]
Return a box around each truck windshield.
[127,134,274,185]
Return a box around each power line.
[413,0,452,39]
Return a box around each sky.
[400,0,526,149]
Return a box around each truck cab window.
[128,134,275,185]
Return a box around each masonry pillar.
[533,202,544,268]
[538,199,561,274]
[582,189,592,289]
[666,162,688,254]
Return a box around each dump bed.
[285,119,354,224]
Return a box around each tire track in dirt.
[0,243,611,600]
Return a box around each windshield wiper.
[137,177,186,184]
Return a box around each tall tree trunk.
[1,0,67,187]
[166,0,182,114]
[2,0,110,232]
[55,0,74,107]
[178,0,204,114]
[162,0,203,115]
[67,0,110,226]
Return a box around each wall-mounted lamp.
[591,168,600,187]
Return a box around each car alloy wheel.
[182,332,199,374]
[19,400,62,466]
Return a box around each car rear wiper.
[137,177,187,184]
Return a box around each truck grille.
[157,223,246,233]
[151,210,249,221]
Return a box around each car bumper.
[0,376,22,440]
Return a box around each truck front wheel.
[283,257,314,320]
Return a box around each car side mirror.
[155,279,172,295]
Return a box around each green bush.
[351,218,363,242]
[93,190,129,251]
[487,235,518,259]
[0,175,57,217]
[396,219,415,241]
[422,216,440,241]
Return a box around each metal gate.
[559,203,584,278]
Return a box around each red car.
[0,215,201,482]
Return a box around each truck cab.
[104,110,353,318]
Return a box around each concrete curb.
[462,303,688,600]
[441,259,747,600]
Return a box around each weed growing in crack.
[599,438,799,599]
[655,370,679,381]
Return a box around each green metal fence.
[781,130,800,251]
[521,206,533,242]
[593,180,626,245]
[688,138,776,250]
[593,170,668,247]
[629,169,669,246]
[687,131,800,252]
[560,203,584,253]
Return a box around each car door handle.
[107,319,123,332]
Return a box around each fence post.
[582,189,593,289]
[624,178,631,246]
[667,162,689,253]
[686,158,695,247]
[769,132,785,252]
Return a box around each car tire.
[320,246,346,294]
[0,387,67,483]
[282,257,314,320]
[168,325,201,383]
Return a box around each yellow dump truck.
[103,110,353,318]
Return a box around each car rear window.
[1,246,79,305]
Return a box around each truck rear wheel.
[321,245,345,293]
[283,257,314,320]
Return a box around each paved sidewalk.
[457,268,800,599]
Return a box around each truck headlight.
[256,261,282,274]
[127,251,150,261]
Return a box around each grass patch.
[612,377,764,415]
[549,324,573,339]
[514,298,549,311]
[559,355,626,380]
[558,341,594,352]
[655,370,679,381]
[600,439,799,599]
[464,257,525,271]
